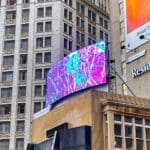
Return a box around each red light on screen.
[126,0,150,33]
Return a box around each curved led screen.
[46,42,106,105]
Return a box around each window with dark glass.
[16,121,25,132]
[46,7,52,17]
[35,69,42,80]
[37,22,43,33]
[34,85,42,96]
[36,53,42,63]
[19,70,27,81]
[2,71,13,82]
[1,88,12,98]
[18,87,26,97]
[20,54,27,65]
[37,8,44,17]
[44,52,51,63]
[17,103,25,114]
[34,102,41,113]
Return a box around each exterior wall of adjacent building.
[0,0,110,149]
[110,0,150,98]
[31,90,150,150]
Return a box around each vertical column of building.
[9,0,22,149]
[0,0,11,149]
[24,0,35,148]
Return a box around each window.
[104,20,108,29]
[20,39,28,50]
[4,40,15,51]
[68,41,72,51]
[37,22,43,33]
[16,139,24,150]
[88,24,91,33]
[1,88,12,98]
[114,114,122,149]
[21,24,29,34]
[104,33,108,43]
[16,121,25,132]
[36,53,42,63]
[18,87,26,97]
[7,0,16,5]
[17,103,25,114]
[45,37,51,47]
[3,56,14,67]
[64,23,67,33]
[5,25,15,36]
[44,68,49,79]
[81,34,85,43]
[92,26,96,36]
[44,52,51,63]
[22,9,29,21]
[34,85,42,96]
[45,21,52,32]
[100,30,103,40]
[2,71,13,82]
[34,102,41,113]
[0,104,11,115]
[64,9,68,18]
[69,26,72,36]
[20,54,27,65]
[0,122,10,132]
[0,140,9,150]
[36,37,43,48]
[35,69,42,79]
[64,38,67,49]
[46,7,52,17]
[22,0,29,4]
[37,8,44,17]
[76,2,85,15]
[76,17,80,26]
[6,11,16,21]
[69,11,72,21]
[19,70,27,81]
[99,17,103,26]
[81,19,84,29]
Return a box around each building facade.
[110,0,150,98]
[31,90,150,150]
[0,0,109,149]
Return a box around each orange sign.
[126,0,150,33]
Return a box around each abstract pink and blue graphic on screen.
[46,42,106,105]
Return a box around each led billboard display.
[46,42,107,105]
[125,0,150,51]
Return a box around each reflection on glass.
[115,137,122,148]
[147,141,150,150]
[136,139,143,150]
[146,128,150,140]
[126,138,132,150]
[114,124,121,136]
[136,126,142,138]
[125,116,132,123]
[125,125,132,137]
[135,118,142,124]
[146,119,150,126]
[114,114,121,121]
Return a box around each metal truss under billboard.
[46,42,107,105]
[125,0,150,51]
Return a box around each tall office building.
[110,0,150,98]
[0,0,109,149]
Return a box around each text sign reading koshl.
[46,42,107,105]
[125,0,150,51]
